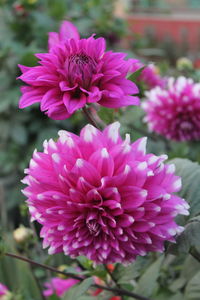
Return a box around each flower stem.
[5,252,82,280]
[82,107,99,128]
[5,252,153,300]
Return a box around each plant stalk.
[82,107,99,128]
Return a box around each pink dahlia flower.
[43,277,79,297]
[132,62,166,89]
[0,283,8,296]
[18,21,139,120]
[22,122,189,263]
[143,76,200,141]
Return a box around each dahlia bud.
[106,264,115,272]
[13,3,26,16]
[13,226,33,244]
[57,265,68,279]
[176,57,193,71]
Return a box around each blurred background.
[0,1,200,299]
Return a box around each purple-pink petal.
[18,21,140,120]
[22,122,189,264]
[143,76,200,141]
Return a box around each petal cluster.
[143,76,200,141]
[132,62,166,89]
[22,122,189,264]
[18,21,139,120]
[43,277,79,297]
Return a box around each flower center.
[180,121,193,130]
[68,53,97,88]
[87,219,101,236]
[70,53,91,65]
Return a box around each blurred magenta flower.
[18,21,139,120]
[0,283,8,297]
[22,122,189,263]
[43,277,79,297]
[143,76,200,141]
[132,62,166,89]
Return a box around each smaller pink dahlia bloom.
[18,21,139,120]
[43,277,79,297]
[22,122,189,264]
[0,283,8,296]
[143,76,200,141]
[131,62,166,89]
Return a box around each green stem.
[82,107,99,128]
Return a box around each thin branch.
[5,252,82,281]
[5,252,153,300]
[93,284,153,300]
[82,107,99,128]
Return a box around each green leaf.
[169,277,186,293]
[0,238,6,259]
[113,256,148,284]
[48,295,60,300]
[181,255,200,282]
[128,66,145,82]
[168,217,200,255]
[154,292,183,300]
[78,297,97,300]
[184,270,200,300]
[76,256,93,270]
[134,255,164,297]
[171,293,184,300]
[0,255,43,299]
[0,235,43,299]
[63,277,93,300]
[169,158,200,218]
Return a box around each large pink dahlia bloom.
[43,277,79,297]
[143,76,200,141]
[22,122,189,264]
[18,21,139,120]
